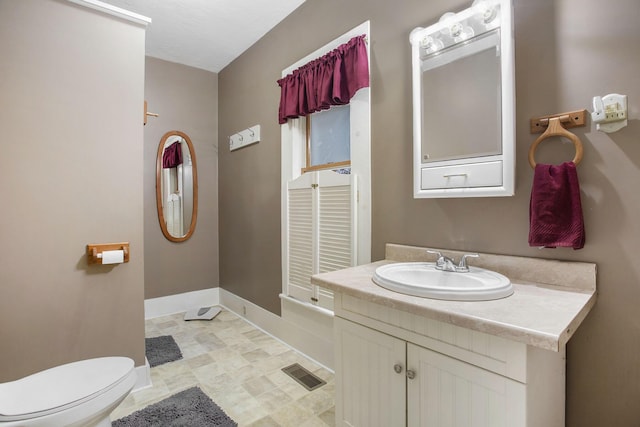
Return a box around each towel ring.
[528,116,583,169]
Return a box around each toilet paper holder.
[87,242,130,265]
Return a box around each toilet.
[0,357,136,427]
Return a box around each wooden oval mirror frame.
[156,130,198,242]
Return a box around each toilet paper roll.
[101,250,124,264]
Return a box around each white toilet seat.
[0,357,134,422]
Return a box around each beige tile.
[296,389,334,415]
[226,395,268,425]
[216,354,251,372]
[253,354,291,373]
[262,340,292,356]
[208,346,241,361]
[185,352,215,369]
[255,387,293,412]
[228,364,262,384]
[247,415,281,427]
[281,350,305,363]
[212,383,254,409]
[265,370,296,387]
[191,362,227,383]
[280,380,310,400]
[318,407,336,426]
[300,416,333,427]
[241,348,271,363]
[243,375,277,397]
[312,367,334,382]
[163,370,198,392]
[321,380,335,396]
[216,327,243,340]
[243,329,268,340]
[179,342,209,359]
[270,401,316,426]
[231,340,260,353]
[198,372,236,394]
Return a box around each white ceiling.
[102,0,306,73]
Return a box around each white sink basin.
[372,262,513,301]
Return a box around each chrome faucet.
[427,250,479,273]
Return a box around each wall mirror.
[156,130,198,242]
[410,0,515,198]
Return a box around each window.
[280,22,371,314]
[305,105,351,172]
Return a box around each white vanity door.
[334,317,406,427]
[407,343,526,427]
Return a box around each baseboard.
[133,358,152,391]
[144,288,220,319]
[218,288,334,371]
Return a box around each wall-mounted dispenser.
[87,242,130,265]
[591,93,627,133]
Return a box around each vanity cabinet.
[333,293,566,427]
[313,245,596,427]
[335,318,524,426]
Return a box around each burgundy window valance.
[162,141,183,168]
[277,34,369,124]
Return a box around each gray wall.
[144,57,219,299]
[218,0,640,425]
[0,0,146,380]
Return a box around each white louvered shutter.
[286,170,357,311]
[315,171,356,310]
[287,173,314,302]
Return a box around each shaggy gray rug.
[112,387,237,427]
[145,335,183,367]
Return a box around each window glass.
[309,105,350,168]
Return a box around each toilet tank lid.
[0,357,134,417]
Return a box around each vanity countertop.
[311,244,597,352]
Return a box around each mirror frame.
[410,0,515,198]
[156,130,198,242]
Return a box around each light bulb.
[438,12,456,35]
[421,35,444,54]
[450,22,474,42]
[472,0,499,25]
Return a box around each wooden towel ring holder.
[528,116,584,169]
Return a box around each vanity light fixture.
[412,0,501,59]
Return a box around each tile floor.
[111,308,335,426]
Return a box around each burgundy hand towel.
[529,162,585,249]
[162,141,183,168]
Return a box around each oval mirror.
[156,130,198,242]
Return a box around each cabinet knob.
[406,369,416,380]
[393,364,403,374]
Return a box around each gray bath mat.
[112,386,237,427]
[145,335,183,367]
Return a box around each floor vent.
[281,363,326,391]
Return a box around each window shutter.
[286,170,357,311]
[287,174,314,302]
[318,181,353,273]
